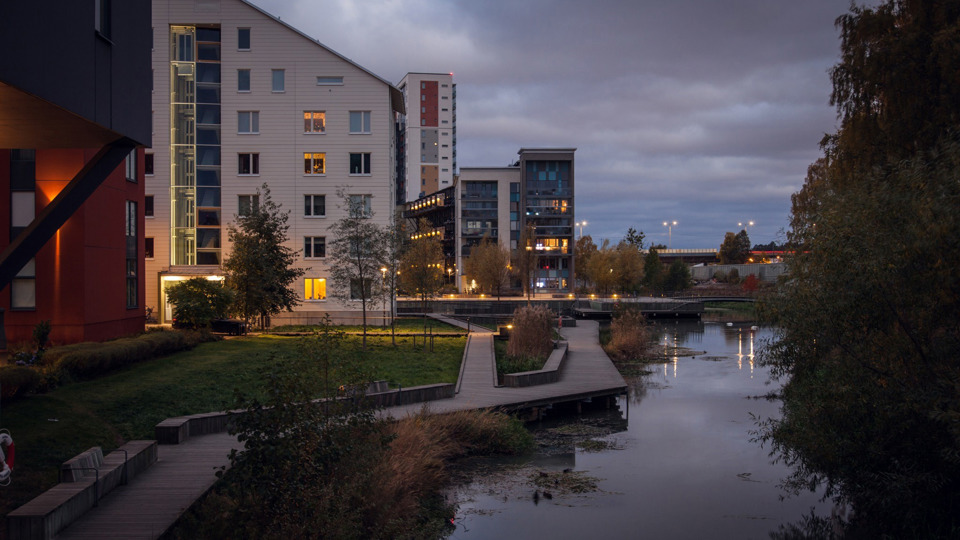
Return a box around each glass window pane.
[272,69,284,91]
[238,28,250,50]
[238,69,250,91]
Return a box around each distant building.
[148,0,404,325]
[405,148,576,295]
[397,73,456,202]
[0,0,151,346]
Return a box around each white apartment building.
[398,73,456,202]
[147,0,403,324]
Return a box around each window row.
[236,111,372,134]
[235,152,372,176]
[237,194,371,219]
[237,68,285,92]
[304,277,373,301]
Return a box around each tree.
[400,217,444,333]
[586,239,617,295]
[718,230,750,264]
[166,277,235,329]
[464,234,511,300]
[624,227,645,250]
[614,241,644,295]
[662,259,691,292]
[759,2,960,536]
[574,235,597,293]
[642,247,664,292]
[328,191,384,349]
[223,184,303,329]
[514,224,538,301]
[379,216,406,346]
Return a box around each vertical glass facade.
[524,160,573,291]
[170,25,221,266]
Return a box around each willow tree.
[759,2,960,536]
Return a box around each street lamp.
[737,220,755,232]
[575,220,588,239]
[662,220,677,248]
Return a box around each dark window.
[238,28,250,50]
[144,153,154,175]
[145,237,155,259]
[144,195,154,217]
[125,201,138,308]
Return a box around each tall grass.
[507,305,554,359]
[603,310,650,361]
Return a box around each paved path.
[52,319,625,539]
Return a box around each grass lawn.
[702,301,757,322]
[0,333,464,521]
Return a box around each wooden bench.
[6,441,157,540]
[502,341,569,388]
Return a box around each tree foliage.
[614,241,644,295]
[718,230,751,264]
[624,227,645,250]
[641,247,664,292]
[328,191,384,348]
[513,224,538,300]
[662,259,691,292]
[400,217,444,330]
[574,235,597,292]
[223,184,303,329]
[760,2,960,536]
[464,234,511,299]
[166,277,235,329]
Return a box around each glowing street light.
[737,220,755,232]
[575,220,588,239]
[663,220,677,248]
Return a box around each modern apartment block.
[398,73,456,202]
[149,0,403,324]
[0,1,151,346]
[449,148,576,294]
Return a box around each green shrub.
[48,331,215,380]
[166,277,235,329]
[0,365,43,401]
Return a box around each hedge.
[1,330,216,402]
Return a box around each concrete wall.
[691,262,787,283]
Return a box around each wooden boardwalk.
[50,319,625,539]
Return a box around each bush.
[0,365,43,401]
[507,305,554,360]
[726,267,740,283]
[49,330,215,380]
[605,309,650,361]
[166,277,235,329]
[742,274,759,292]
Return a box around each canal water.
[445,321,824,539]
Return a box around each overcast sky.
[252,0,868,249]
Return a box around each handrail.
[59,466,100,506]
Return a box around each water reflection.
[447,322,825,539]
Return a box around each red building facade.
[0,148,145,345]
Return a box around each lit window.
[303,111,325,133]
[238,28,250,50]
[304,236,326,258]
[303,153,326,175]
[125,150,137,182]
[349,153,371,175]
[272,69,284,92]
[145,195,154,217]
[349,111,371,134]
[238,111,259,134]
[238,194,259,216]
[238,153,259,175]
[316,76,343,86]
[304,278,326,300]
[304,194,325,217]
[238,69,250,92]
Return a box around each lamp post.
[575,220,588,239]
[662,220,677,249]
[737,220,755,233]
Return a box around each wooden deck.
[49,319,625,539]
